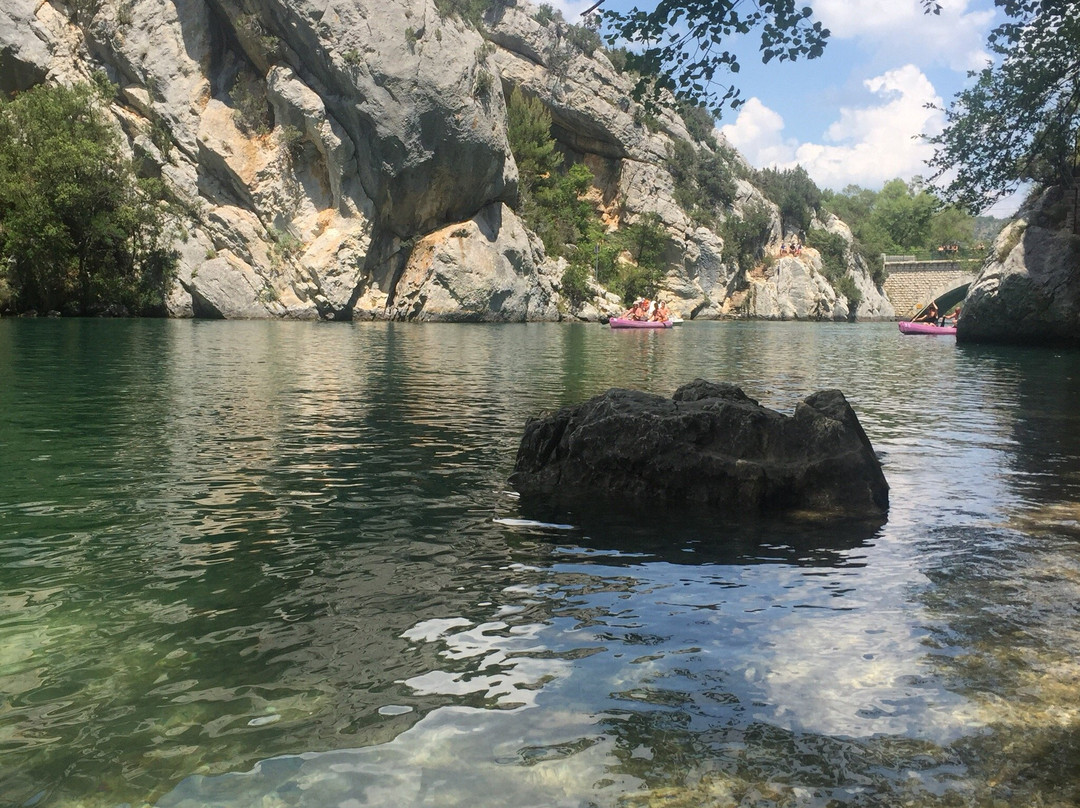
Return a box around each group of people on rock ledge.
[621,298,671,322]
[913,302,962,326]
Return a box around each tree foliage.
[719,203,773,272]
[506,87,671,305]
[607,212,670,303]
[872,179,937,250]
[506,87,594,256]
[824,179,972,253]
[928,2,1080,212]
[0,81,177,315]
[822,179,980,282]
[600,0,830,115]
[593,1,944,115]
[507,87,563,191]
[667,139,738,224]
[588,0,1073,212]
[755,165,821,232]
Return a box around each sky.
[546,0,1020,217]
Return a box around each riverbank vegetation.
[0,79,178,316]
[823,179,1004,267]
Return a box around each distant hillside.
[974,215,1009,246]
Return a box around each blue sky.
[548,0,1019,216]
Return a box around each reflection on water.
[1,320,1079,807]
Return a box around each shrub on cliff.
[0,80,177,315]
[230,73,271,136]
[434,0,501,28]
[719,204,772,272]
[667,140,738,224]
[507,88,671,306]
[598,213,670,304]
[677,100,718,147]
[756,165,822,232]
[507,87,595,255]
[560,262,591,305]
[806,228,861,307]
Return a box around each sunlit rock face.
[0,0,49,92]
[1,0,893,321]
[510,380,890,519]
[386,203,561,321]
[959,188,1080,347]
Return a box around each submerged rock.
[510,380,889,518]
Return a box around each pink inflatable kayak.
[609,318,673,329]
[898,321,957,335]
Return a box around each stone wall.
[882,261,974,318]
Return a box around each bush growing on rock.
[677,100,718,147]
[756,165,822,232]
[230,73,271,136]
[719,204,772,272]
[435,0,511,28]
[507,88,594,258]
[806,228,861,307]
[565,24,602,57]
[606,213,669,303]
[560,262,591,305]
[506,86,674,307]
[533,4,558,26]
[667,139,737,223]
[604,47,630,74]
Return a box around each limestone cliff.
[958,186,1080,346]
[0,0,893,321]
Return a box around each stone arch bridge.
[881,257,977,318]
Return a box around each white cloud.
[718,98,799,168]
[721,65,946,190]
[812,0,995,72]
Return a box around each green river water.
[1,318,1079,807]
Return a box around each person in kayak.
[621,299,648,320]
[913,302,939,324]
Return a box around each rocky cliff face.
[1,0,893,321]
[958,187,1080,346]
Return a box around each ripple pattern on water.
[1,320,1080,807]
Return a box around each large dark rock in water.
[510,380,889,518]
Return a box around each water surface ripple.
[1,320,1079,807]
